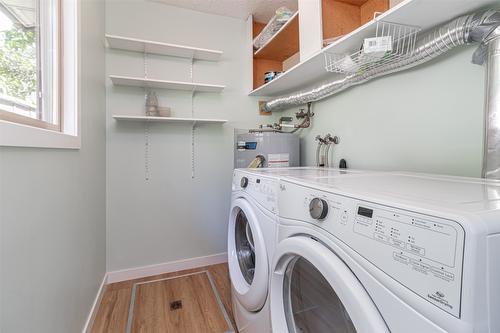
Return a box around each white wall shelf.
[106,34,223,61]
[109,75,225,92]
[113,115,227,125]
[249,0,498,97]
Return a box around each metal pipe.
[263,10,500,112]
[250,103,314,134]
[483,34,500,179]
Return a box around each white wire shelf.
[324,21,420,75]
[113,115,227,125]
[106,34,223,61]
[109,75,225,93]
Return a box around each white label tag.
[268,153,290,168]
[363,36,393,58]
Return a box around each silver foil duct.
[263,10,500,112]
[483,33,500,179]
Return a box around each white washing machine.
[228,167,369,332]
[228,169,279,333]
[270,171,500,333]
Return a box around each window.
[0,0,79,149]
[0,0,60,130]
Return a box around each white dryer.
[271,171,500,333]
[228,169,279,333]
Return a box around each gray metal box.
[234,132,300,168]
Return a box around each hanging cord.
[325,144,331,168]
[247,155,265,168]
[316,134,339,167]
[315,135,326,167]
[324,134,340,168]
[323,134,332,168]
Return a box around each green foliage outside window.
[0,26,37,105]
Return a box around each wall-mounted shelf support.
[107,33,226,180]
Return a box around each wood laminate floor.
[91,263,236,333]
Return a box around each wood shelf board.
[109,75,225,93]
[336,0,372,5]
[253,21,266,38]
[322,0,389,41]
[323,0,362,40]
[249,0,498,97]
[113,115,228,124]
[105,35,222,61]
[254,12,300,62]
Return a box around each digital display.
[245,142,257,150]
[357,206,373,218]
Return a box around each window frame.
[0,0,80,149]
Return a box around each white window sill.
[0,120,80,149]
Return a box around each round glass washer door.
[234,209,256,285]
[270,236,389,333]
[228,197,269,311]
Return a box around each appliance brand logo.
[427,291,453,310]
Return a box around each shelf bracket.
[143,51,152,181]
[191,82,196,179]
[144,121,151,181]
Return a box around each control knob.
[240,177,249,188]
[309,198,328,220]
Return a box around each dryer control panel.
[233,171,278,214]
[279,181,465,318]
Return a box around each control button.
[240,177,249,188]
[355,217,372,226]
[341,212,348,225]
[429,267,455,281]
[309,198,328,220]
[373,233,388,243]
[390,238,406,249]
[410,259,430,273]
[393,252,410,264]
[406,243,425,256]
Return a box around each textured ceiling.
[150,0,298,23]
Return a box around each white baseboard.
[82,274,108,333]
[106,252,228,284]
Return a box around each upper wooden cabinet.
[252,13,300,91]
[250,0,389,92]
[322,0,390,41]
[249,0,499,97]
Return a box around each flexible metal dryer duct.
[263,10,500,112]
[483,33,500,178]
